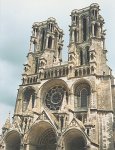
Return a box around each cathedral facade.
[0,3,115,150]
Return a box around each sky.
[0,0,115,132]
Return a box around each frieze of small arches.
[22,75,39,85]
[75,66,95,77]
[41,67,68,79]
[75,113,87,124]
[42,66,95,79]
[22,66,95,85]
[22,67,68,85]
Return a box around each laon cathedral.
[0,3,115,150]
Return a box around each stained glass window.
[23,88,35,111]
[45,86,68,110]
[75,83,90,109]
[81,89,88,107]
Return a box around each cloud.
[0,60,22,106]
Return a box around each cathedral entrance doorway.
[5,130,21,150]
[28,121,57,150]
[64,129,86,150]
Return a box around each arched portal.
[28,121,57,150]
[5,130,21,150]
[64,129,86,150]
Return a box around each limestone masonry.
[0,3,115,150]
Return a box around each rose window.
[44,86,68,110]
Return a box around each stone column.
[98,23,101,38]
[52,37,55,49]
[71,30,74,43]
[20,144,24,150]
[29,40,32,52]
[78,16,82,42]
[58,46,62,61]
[34,43,36,52]
[45,35,49,49]
[26,144,29,150]
[86,17,89,40]
[20,138,24,150]
[56,135,64,150]
[26,144,36,150]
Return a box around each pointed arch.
[62,129,87,150]
[71,79,93,111]
[80,46,90,65]
[48,36,52,49]
[75,70,78,77]
[83,17,87,41]
[94,23,98,37]
[80,88,88,107]
[27,121,57,150]
[41,28,45,51]
[22,87,36,111]
[4,130,21,150]
[80,50,83,65]
[85,46,90,64]
[58,46,61,58]
[35,57,39,73]
[74,29,77,43]
[75,83,90,109]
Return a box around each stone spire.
[2,113,11,131]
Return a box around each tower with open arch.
[0,3,115,150]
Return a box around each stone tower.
[0,3,115,150]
